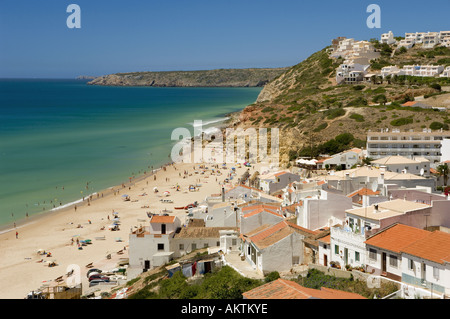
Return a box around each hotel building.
[367,129,450,163]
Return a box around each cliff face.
[236,46,450,167]
[88,68,288,87]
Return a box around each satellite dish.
[420,168,424,176]
[371,180,378,193]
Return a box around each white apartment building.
[441,37,450,48]
[381,31,396,45]
[367,129,450,163]
[439,31,450,41]
[422,32,440,48]
[371,155,430,176]
[402,64,444,77]
[336,62,370,84]
[397,38,415,49]
[330,38,355,58]
[404,32,427,44]
[440,66,450,78]
[381,65,405,78]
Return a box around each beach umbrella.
[122,194,129,198]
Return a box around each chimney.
[374,204,379,213]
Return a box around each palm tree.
[437,164,449,186]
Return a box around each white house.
[318,234,331,267]
[422,32,440,48]
[240,220,312,275]
[336,62,370,84]
[258,170,301,194]
[364,223,431,281]
[381,31,396,45]
[344,199,432,232]
[439,31,450,41]
[397,38,415,49]
[315,148,362,170]
[440,37,450,48]
[381,65,405,78]
[400,230,450,297]
[239,204,284,235]
[296,189,352,230]
[371,155,430,176]
[128,215,182,278]
[440,66,450,78]
[402,65,444,77]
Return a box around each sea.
[0,79,261,229]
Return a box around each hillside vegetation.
[234,43,450,165]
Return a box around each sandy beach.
[0,156,265,299]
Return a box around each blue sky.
[0,0,449,78]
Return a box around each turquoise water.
[0,79,261,227]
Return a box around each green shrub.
[313,122,328,132]
[325,108,346,120]
[430,122,449,130]
[390,117,413,126]
[349,113,365,122]
[372,94,388,105]
[264,271,280,283]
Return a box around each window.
[369,248,377,261]
[334,245,339,255]
[232,239,237,246]
[390,255,398,268]
[216,241,220,246]
[433,266,439,279]
[409,259,414,270]
[203,243,209,248]
[355,251,360,262]
[179,244,184,250]
[192,243,197,251]
[157,243,164,251]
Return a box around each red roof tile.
[150,215,176,224]
[347,187,380,198]
[364,223,430,253]
[401,231,450,264]
[243,279,366,299]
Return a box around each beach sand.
[0,158,266,299]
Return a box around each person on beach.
[16,231,18,239]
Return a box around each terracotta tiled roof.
[225,184,261,194]
[243,221,317,249]
[347,187,380,198]
[241,206,282,219]
[318,234,331,244]
[242,279,366,299]
[274,171,289,177]
[316,157,332,164]
[402,101,417,107]
[364,223,430,253]
[241,203,280,212]
[150,215,176,223]
[401,231,450,264]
